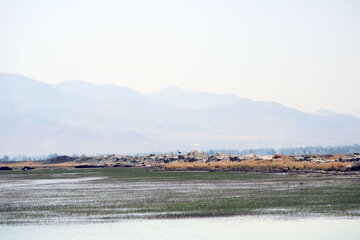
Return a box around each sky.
[0,0,359,114]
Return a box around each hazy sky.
[1,0,359,113]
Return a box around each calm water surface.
[1,216,359,240]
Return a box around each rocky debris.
[260,155,273,160]
[32,151,268,168]
[184,151,209,163]
[0,166,12,170]
[144,153,179,163]
[72,154,133,166]
[349,153,360,162]
[208,153,230,162]
[206,153,241,162]
[295,155,327,163]
[312,158,329,164]
[244,153,262,160]
[295,155,318,162]
[3,151,359,171]
[348,161,360,171]
[22,166,35,171]
[338,157,360,162]
[113,155,134,162]
[293,154,359,163]
[43,155,75,164]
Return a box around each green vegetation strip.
[0,168,360,224]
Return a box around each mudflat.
[1,168,360,224]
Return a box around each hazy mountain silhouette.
[345,108,360,118]
[148,85,242,109]
[313,108,338,117]
[1,72,360,155]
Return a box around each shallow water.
[0,176,105,187]
[1,169,360,226]
[1,216,359,240]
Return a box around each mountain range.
[1,73,360,156]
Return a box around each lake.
[1,168,360,239]
[1,216,359,240]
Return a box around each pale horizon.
[1,0,360,114]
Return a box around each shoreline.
[1,151,360,173]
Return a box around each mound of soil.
[0,166,12,170]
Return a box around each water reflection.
[1,216,359,240]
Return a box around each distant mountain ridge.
[313,108,338,117]
[148,85,242,109]
[1,72,360,155]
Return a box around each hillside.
[1,72,360,155]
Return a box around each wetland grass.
[0,168,360,224]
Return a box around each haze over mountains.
[1,73,360,156]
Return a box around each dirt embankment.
[1,151,360,172]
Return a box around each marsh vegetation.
[1,168,360,224]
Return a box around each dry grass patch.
[317,161,350,171]
[164,159,351,171]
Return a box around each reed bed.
[164,159,351,171]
